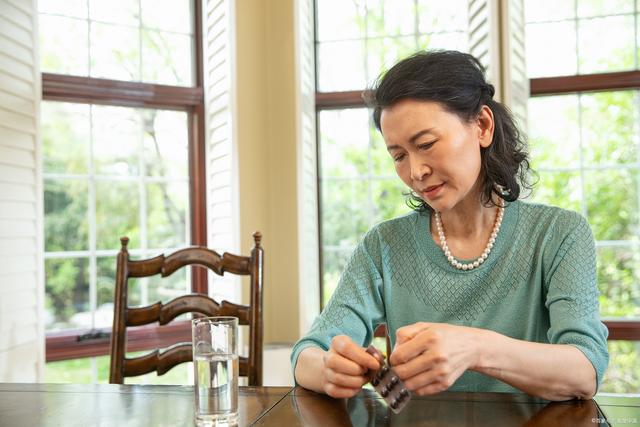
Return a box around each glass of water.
[192,316,239,426]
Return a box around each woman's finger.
[390,328,438,365]
[331,336,380,371]
[394,322,432,347]
[323,382,362,399]
[392,351,444,380]
[325,351,367,376]
[325,370,369,389]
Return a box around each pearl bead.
[473,261,479,268]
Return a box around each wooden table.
[0,383,638,426]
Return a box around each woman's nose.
[409,156,431,181]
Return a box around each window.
[38,0,206,382]
[524,0,640,393]
[315,0,470,303]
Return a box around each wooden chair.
[109,232,264,385]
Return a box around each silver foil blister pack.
[366,345,411,414]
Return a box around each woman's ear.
[477,105,495,148]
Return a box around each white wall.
[0,0,44,382]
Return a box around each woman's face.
[380,99,494,213]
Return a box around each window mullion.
[89,104,97,331]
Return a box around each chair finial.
[120,237,129,250]
[252,231,262,247]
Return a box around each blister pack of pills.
[365,345,411,414]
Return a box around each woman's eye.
[393,154,405,163]
[418,141,437,150]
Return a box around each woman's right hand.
[321,335,381,398]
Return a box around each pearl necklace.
[434,204,504,271]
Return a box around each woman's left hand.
[389,322,483,396]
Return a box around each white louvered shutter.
[203,0,241,303]
[296,0,320,333]
[0,0,44,381]
[500,0,528,128]
[468,0,528,124]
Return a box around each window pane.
[530,171,582,213]
[95,181,140,250]
[146,264,189,303]
[90,23,140,80]
[370,125,396,177]
[126,271,190,308]
[323,247,353,302]
[147,182,189,249]
[39,15,89,75]
[92,106,141,176]
[319,109,370,178]
[366,0,416,37]
[526,1,640,76]
[44,179,88,252]
[321,179,370,248]
[418,0,468,32]
[578,16,635,74]
[141,0,193,34]
[371,179,410,224]
[89,0,139,26]
[580,91,638,166]
[96,256,116,329]
[141,30,193,86]
[524,0,574,22]
[143,110,189,178]
[45,355,190,384]
[45,357,96,383]
[317,40,367,92]
[577,0,634,18]
[38,0,87,18]
[45,258,90,331]
[525,21,577,78]
[597,246,640,318]
[585,169,639,241]
[367,36,418,82]
[418,32,468,53]
[600,340,640,393]
[528,95,580,169]
[124,355,191,385]
[39,0,194,86]
[315,0,366,42]
[42,102,90,174]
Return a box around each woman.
[291,50,609,401]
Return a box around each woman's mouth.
[422,183,444,199]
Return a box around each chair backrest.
[109,232,264,385]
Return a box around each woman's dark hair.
[366,50,534,212]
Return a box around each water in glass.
[195,353,239,425]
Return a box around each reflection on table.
[256,387,637,427]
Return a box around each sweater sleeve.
[290,231,386,381]
[544,211,609,390]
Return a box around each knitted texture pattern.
[291,201,610,392]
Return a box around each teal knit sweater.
[291,201,609,393]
